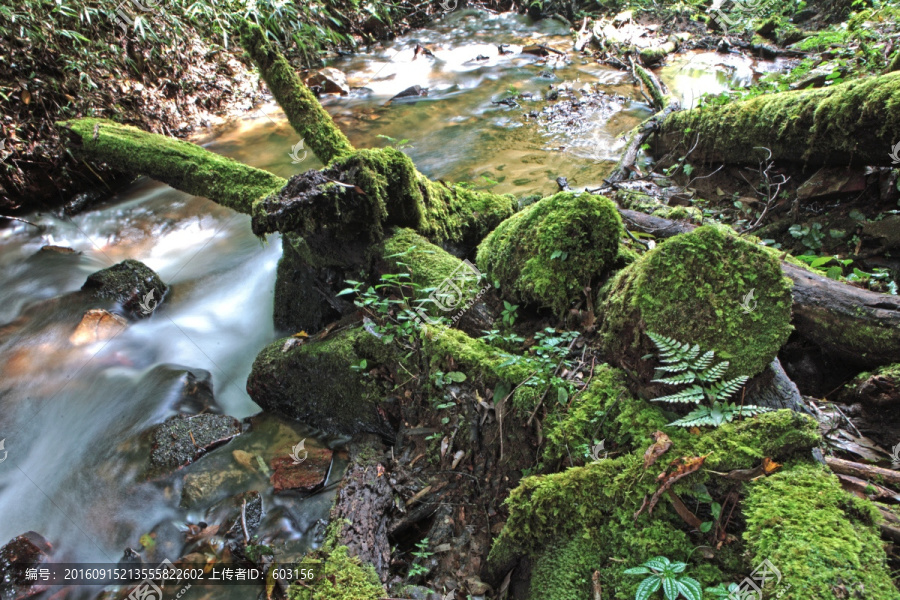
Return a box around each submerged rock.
[69,308,127,346]
[476,192,622,315]
[391,85,428,101]
[269,444,333,493]
[0,532,52,600]
[149,413,241,474]
[81,259,168,318]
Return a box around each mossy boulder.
[246,327,395,437]
[743,461,900,600]
[599,225,793,385]
[81,259,168,318]
[476,192,622,315]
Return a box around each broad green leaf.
[635,576,662,600]
[677,577,703,600]
[669,561,687,573]
[446,371,467,383]
[623,566,652,575]
[645,557,670,571]
[662,576,680,600]
[700,521,713,533]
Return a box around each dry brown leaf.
[642,430,672,469]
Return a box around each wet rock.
[0,532,52,600]
[208,491,264,541]
[305,67,350,95]
[169,367,216,415]
[861,215,900,254]
[521,44,550,56]
[180,468,250,509]
[269,445,333,493]
[391,85,428,101]
[149,413,241,474]
[797,167,867,201]
[37,245,78,255]
[69,308,127,346]
[232,449,256,469]
[81,259,168,319]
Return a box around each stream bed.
[0,9,785,598]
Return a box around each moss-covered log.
[59,119,287,214]
[743,461,900,600]
[659,71,900,166]
[599,224,794,387]
[475,192,622,316]
[239,22,354,164]
[251,148,517,249]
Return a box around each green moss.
[660,71,900,166]
[288,546,385,600]
[599,224,793,380]
[240,22,354,165]
[639,41,677,66]
[615,190,705,223]
[743,462,900,600]
[542,365,628,464]
[476,192,622,315]
[421,326,542,410]
[59,118,287,214]
[252,147,516,248]
[246,327,395,436]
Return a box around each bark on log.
[825,456,900,487]
[59,119,287,214]
[239,22,354,164]
[618,208,900,369]
[327,435,393,581]
[659,71,900,166]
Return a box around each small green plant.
[624,556,702,600]
[692,483,722,534]
[646,332,770,428]
[501,301,519,328]
[407,537,432,578]
[376,134,413,150]
[788,222,824,251]
[432,370,466,388]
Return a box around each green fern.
[646,332,770,428]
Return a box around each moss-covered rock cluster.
[476,192,622,315]
[599,224,793,383]
[288,546,385,600]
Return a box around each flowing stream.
[0,9,785,596]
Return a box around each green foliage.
[495,327,580,413]
[407,538,433,578]
[788,222,825,251]
[646,332,770,427]
[624,556,702,600]
[501,301,519,328]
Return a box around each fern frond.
[697,361,728,383]
[728,404,772,417]
[707,376,749,401]
[652,385,705,404]
[669,406,715,427]
[648,332,698,365]
[652,372,699,386]
[691,350,716,372]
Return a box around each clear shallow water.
[0,8,779,592]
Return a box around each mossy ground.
[288,546,385,600]
[599,224,793,381]
[476,192,622,316]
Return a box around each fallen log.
[825,456,900,488]
[617,208,900,369]
[239,22,353,164]
[659,71,900,166]
[58,118,287,214]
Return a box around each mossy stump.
[598,225,793,391]
[476,192,622,316]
